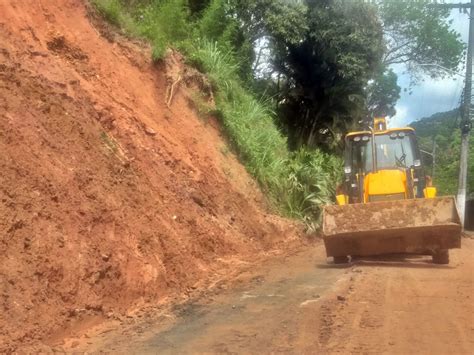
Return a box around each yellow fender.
[336,194,348,205]
[423,187,437,198]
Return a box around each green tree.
[366,68,401,119]
[377,0,464,81]
[267,0,383,150]
[192,0,464,151]
[359,0,464,126]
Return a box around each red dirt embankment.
[0,1,302,351]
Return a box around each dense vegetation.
[91,0,464,228]
[410,109,473,197]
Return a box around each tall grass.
[90,0,342,230]
[91,0,137,34]
[183,37,343,229]
[134,0,190,60]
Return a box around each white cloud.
[390,105,408,128]
[394,76,464,126]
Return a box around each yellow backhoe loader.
[323,117,461,264]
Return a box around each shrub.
[135,0,190,52]
[282,149,342,230]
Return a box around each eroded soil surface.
[73,238,474,354]
[0,1,302,351]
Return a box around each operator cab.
[343,125,425,203]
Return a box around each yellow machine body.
[364,170,407,202]
[324,117,461,264]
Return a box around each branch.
[383,39,414,63]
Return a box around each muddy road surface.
[67,237,474,354]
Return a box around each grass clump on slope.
[91,0,138,34]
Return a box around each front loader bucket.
[322,197,461,258]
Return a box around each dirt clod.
[144,126,157,136]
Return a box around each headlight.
[344,166,352,174]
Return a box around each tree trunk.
[306,108,323,147]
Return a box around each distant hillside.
[410,109,460,139]
[410,109,473,196]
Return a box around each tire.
[432,250,449,264]
[333,256,349,264]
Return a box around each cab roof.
[346,127,415,138]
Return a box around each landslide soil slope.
[0,1,302,351]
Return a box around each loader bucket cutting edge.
[322,197,461,258]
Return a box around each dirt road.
[69,238,474,354]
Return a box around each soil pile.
[0,1,302,351]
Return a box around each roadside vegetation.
[411,109,474,197]
[90,0,463,229]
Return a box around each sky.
[390,4,470,128]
